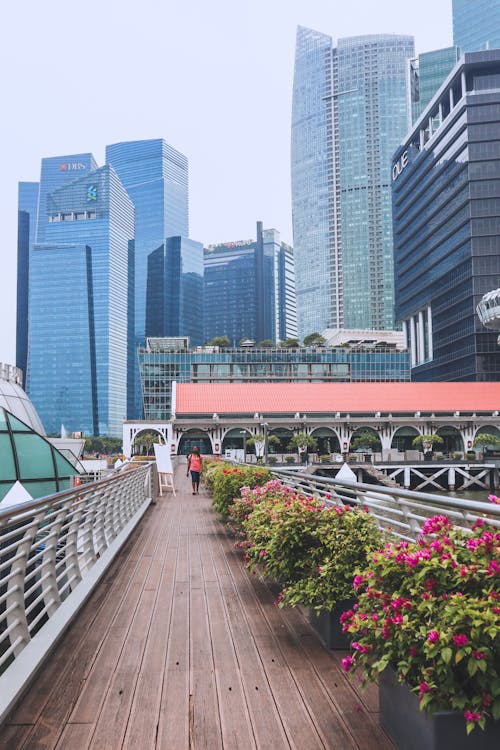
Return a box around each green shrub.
[268,455,278,464]
[211,464,271,518]
[242,484,382,612]
[284,455,296,464]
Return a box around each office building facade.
[146,236,204,346]
[138,338,410,420]
[203,222,297,346]
[27,163,134,435]
[291,27,414,336]
[392,51,500,381]
[453,0,500,53]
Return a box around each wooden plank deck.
[0,466,393,749]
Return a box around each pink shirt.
[189,454,202,472]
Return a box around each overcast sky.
[0,0,453,363]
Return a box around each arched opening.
[310,427,340,455]
[132,428,165,456]
[391,426,420,452]
[349,427,382,453]
[269,427,293,454]
[178,429,212,455]
[222,428,252,452]
[436,426,464,455]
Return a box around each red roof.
[175,382,500,415]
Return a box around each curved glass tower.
[291,28,414,337]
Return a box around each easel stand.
[158,472,176,496]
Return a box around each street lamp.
[239,430,247,463]
[260,422,269,464]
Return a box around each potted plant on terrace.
[341,515,500,749]
[473,433,500,459]
[412,433,444,461]
[287,432,318,463]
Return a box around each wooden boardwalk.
[0,467,393,750]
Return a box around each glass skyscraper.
[291,27,414,337]
[453,0,500,53]
[392,51,500,381]
[16,182,39,378]
[146,236,204,346]
[27,163,134,435]
[203,222,297,346]
[408,48,460,124]
[105,139,189,417]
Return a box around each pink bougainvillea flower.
[341,656,353,672]
[464,710,482,722]
[427,630,440,643]
[453,634,468,647]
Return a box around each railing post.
[5,511,44,656]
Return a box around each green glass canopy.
[0,407,78,501]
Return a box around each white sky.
[0,0,453,362]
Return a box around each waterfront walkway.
[0,467,392,750]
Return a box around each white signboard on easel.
[154,443,175,495]
[154,443,173,473]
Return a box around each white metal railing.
[0,462,154,724]
[271,468,500,541]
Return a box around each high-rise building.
[291,28,414,337]
[105,139,189,417]
[392,50,500,381]
[453,0,500,53]
[408,48,460,124]
[27,163,134,435]
[146,236,204,346]
[16,182,39,378]
[203,222,297,345]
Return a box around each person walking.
[186,445,203,494]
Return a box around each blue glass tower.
[27,163,134,435]
[291,28,414,336]
[203,222,297,345]
[106,139,189,417]
[146,236,204,346]
[16,182,39,378]
[453,0,500,52]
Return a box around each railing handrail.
[0,462,155,726]
[0,459,155,521]
[271,467,500,518]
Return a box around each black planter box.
[380,666,500,750]
[307,600,354,650]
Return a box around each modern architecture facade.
[146,236,204,346]
[408,48,460,124]
[105,139,189,418]
[453,0,500,53]
[392,50,500,381]
[138,337,410,420]
[291,27,414,336]
[27,162,134,435]
[203,221,297,345]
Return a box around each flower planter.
[308,600,354,650]
[380,666,500,750]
